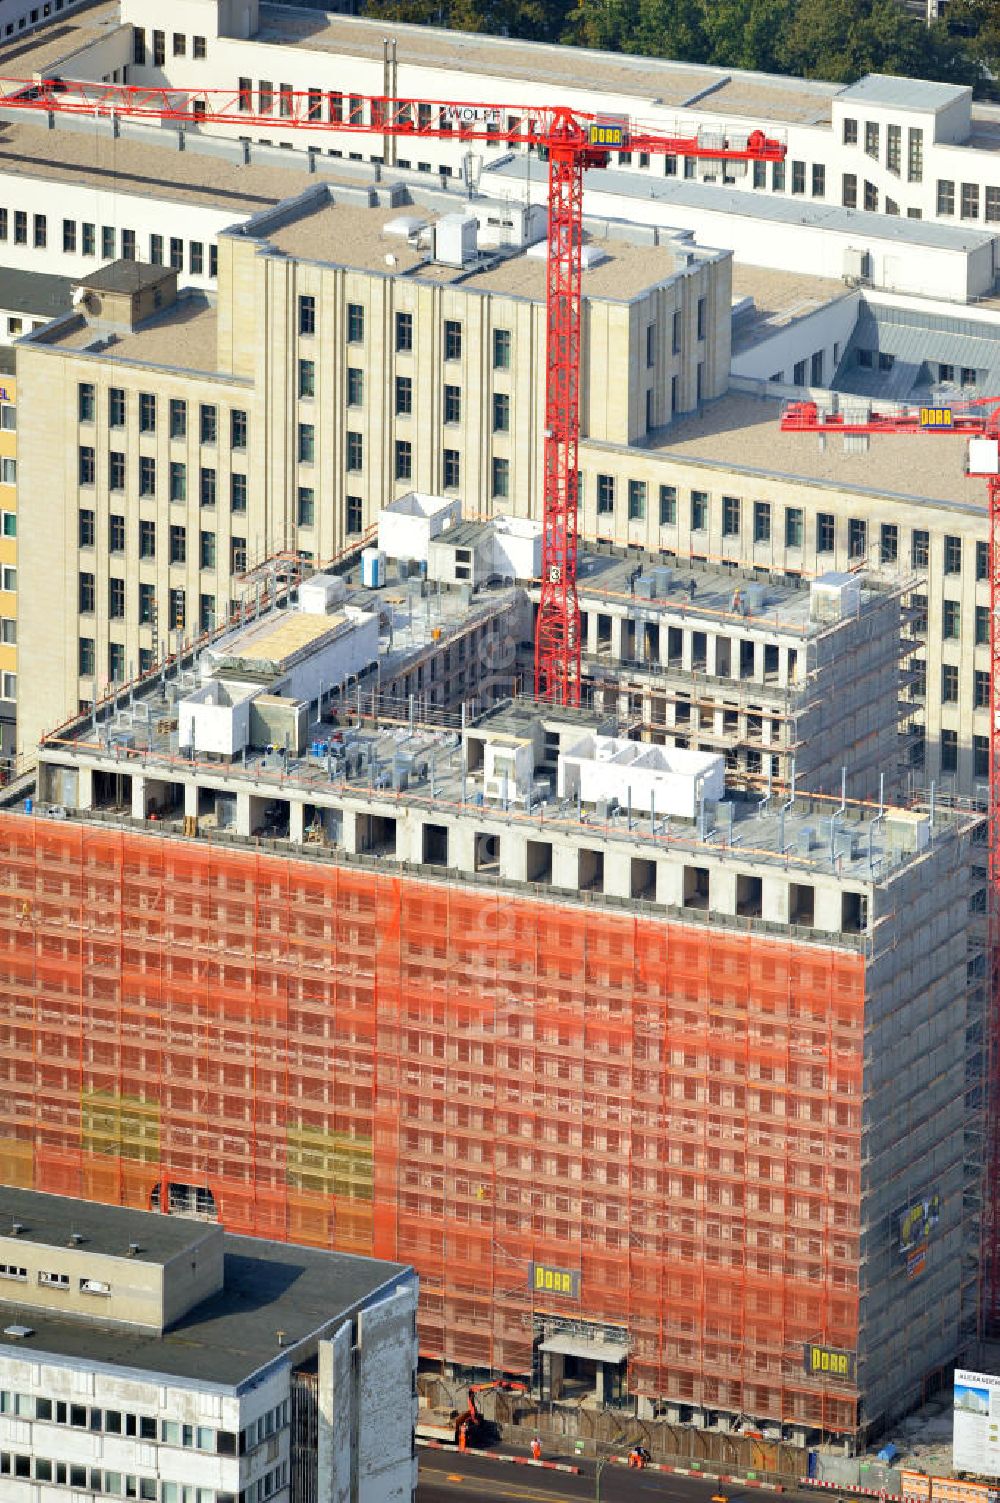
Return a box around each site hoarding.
[954,1369,1000,1477]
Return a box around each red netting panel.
[0,814,864,1429]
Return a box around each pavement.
[417,1441,828,1503]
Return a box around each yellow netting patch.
[81,1092,160,1163]
[286,1124,373,1201]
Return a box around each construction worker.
[531,1436,542,1462]
[458,1419,468,1452]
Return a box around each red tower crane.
[782,394,1000,1328]
[0,75,784,703]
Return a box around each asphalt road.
[418,1447,823,1503]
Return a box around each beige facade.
[16,187,729,755]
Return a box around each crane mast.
[0,75,784,703]
[782,396,1000,1334]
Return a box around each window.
[939,362,955,384]
[395,311,413,352]
[690,490,708,531]
[109,388,126,429]
[962,366,977,388]
[864,121,879,159]
[816,512,835,553]
[722,495,740,537]
[173,30,186,55]
[347,303,364,344]
[169,399,186,439]
[975,734,989,778]
[645,323,655,368]
[109,513,125,553]
[231,474,247,514]
[842,173,858,209]
[977,541,989,581]
[659,485,677,526]
[169,525,187,564]
[347,432,363,472]
[199,468,216,508]
[12,211,25,246]
[32,212,46,248]
[977,605,990,645]
[493,327,511,370]
[772,161,784,191]
[941,729,958,773]
[753,500,771,543]
[493,392,510,433]
[339,497,361,537]
[395,375,412,416]
[78,509,95,548]
[785,507,803,548]
[491,456,510,499]
[298,295,316,336]
[200,530,216,570]
[696,297,706,341]
[109,577,125,619]
[298,359,315,399]
[121,228,136,261]
[297,487,315,527]
[944,535,962,574]
[200,404,217,445]
[133,26,145,63]
[139,393,156,434]
[139,456,156,497]
[943,599,961,639]
[78,446,95,486]
[752,160,766,188]
[848,517,867,559]
[152,26,165,63]
[444,384,461,424]
[394,439,412,481]
[0,404,13,433]
[443,449,460,490]
[941,664,959,703]
[843,117,857,145]
[597,475,615,516]
[258,80,273,114]
[937,179,955,216]
[908,128,923,183]
[139,519,155,559]
[101,225,115,259]
[628,480,646,521]
[189,241,203,276]
[812,164,825,197]
[200,594,216,634]
[230,409,248,450]
[911,593,928,634]
[887,124,901,175]
[912,529,929,567]
[238,77,252,111]
[168,588,186,629]
[444,320,462,361]
[962,183,980,220]
[79,572,95,613]
[880,523,898,563]
[1,566,14,592]
[793,359,806,385]
[0,210,6,242]
[791,160,805,194]
[292,422,315,466]
[169,462,186,503]
[103,453,122,501]
[987,187,1000,224]
[78,638,95,675]
[911,660,926,699]
[976,669,991,710]
[864,181,878,212]
[0,512,13,540]
[78,383,95,422]
[170,237,184,271]
[193,34,206,58]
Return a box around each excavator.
[454,1380,528,1449]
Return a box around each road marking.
[447,1474,464,1482]
[419,1462,580,1503]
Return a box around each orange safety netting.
[0,813,864,1430]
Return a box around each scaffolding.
[0,811,864,1432]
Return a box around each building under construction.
[0,521,983,1446]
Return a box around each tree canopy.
[363,0,993,95]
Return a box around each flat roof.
[219,609,347,668]
[837,74,969,113]
[38,291,222,376]
[0,1234,410,1389]
[80,260,175,294]
[0,1188,211,1265]
[731,264,851,353]
[0,0,122,78]
[0,265,76,317]
[254,2,839,125]
[650,389,986,509]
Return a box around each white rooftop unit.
[435,213,478,267]
[491,514,542,580]
[558,736,725,819]
[810,571,862,622]
[298,574,347,614]
[378,491,462,563]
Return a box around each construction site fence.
[420,1376,807,1480]
[812,1454,903,1494]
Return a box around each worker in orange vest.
[531,1437,542,1462]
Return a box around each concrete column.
[610,615,625,663]
[681,625,693,672]
[184,782,199,818]
[603,849,632,900]
[289,800,305,844]
[706,632,718,677]
[449,821,477,875]
[551,842,579,892]
[500,830,528,883]
[235,791,253,838]
[762,875,791,924]
[341,807,359,853]
[710,866,737,916]
[77,765,94,811]
[657,861,684,908]
[814,882,843,934]
[131,775,147,821]
[586,611,599,656]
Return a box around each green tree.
[781,0,977,84]
[702,0,796,73]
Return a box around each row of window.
[80,561,244,621]
[3,0,80,42]
[842,117,923,182]
[79,388,246,446]
[79,456,246,510]
[297,491,364,533]
[914,664,992,708]
[0,1392,234,1451]
[936,180,1000,222]
[80,520,245,571]
[136,28,209,65]
[82,629,204,681]
[297,298,514,367]
[0,1453,233,1500]
[0,213,218,274]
